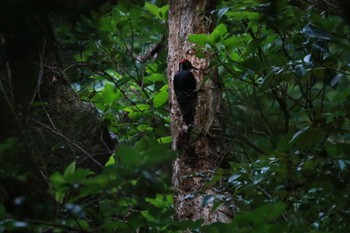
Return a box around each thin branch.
[32,118,104,169]
[67,62,143,112]
[11,217,92,233]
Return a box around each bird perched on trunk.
[173,59,197,126]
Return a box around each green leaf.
[226,11,260,20]
[124,104,150,112]
[207,24,227,45]
[217,7,230,20]
[289,127,324,150]
[234,202,286,226]
[141,210,157,222]
[159,4,169,20]
[146,73,166,83]
[137,124,153,132]
[331,74,343,87]
[337,160,348,171]
[141,143,175,167]
[157,136,172,144]
[289,127,309,144]
[153,84,169,108]
[302,24,333,40]
[208,30,221,45]
[223,36,245,49]
[54,189,66,203]
[241,39,263,57]
[103,83,119,104]
[117,146,141,168]
[214,23,227,36]
[0,204,5,219]
[295,64,306,78]
[64,161,76,178]
[145,2,160,17]
[0,137,19,155]
[188,34,209,46]
[333,88,350,104]
[105,155,116,167]
[78,220,90,230]
[145,194,172,208]
[145,2,168,21]
[228,174,241,183]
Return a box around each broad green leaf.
[157,136,172,144]
[117,146,141,168]
[208,30,221,45]
[289,127,325,150]
[234,202,286,226]
[241,39,263,57]
[137,124,153,132]
[302,24,333,40]
[141,210,157,222]
[145,2,160,18]
[226,11,260,20]
[123,104,151,116]
[153,84,169,108]
[78,220,89,230]
[159,4,169,20]
[105,155,116,166]
[223,36,245,48]
[333,88,350,104]
[145,194,172,208]
[141,143,176,167]
[103,83,119,104]
[145,2,168,21]
[99,16,116,32]
[207,24,227,45]
[146,73,166,83]
[214,23,227,36]
[188,34,209,46]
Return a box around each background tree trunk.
[0,1,114,216]
[168,0,232,224]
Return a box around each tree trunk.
[0,1,114,215]
[168,0,232,224]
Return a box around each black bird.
[173,59,197,126]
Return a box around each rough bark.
[0,2,114,215]
[168,0,232,224]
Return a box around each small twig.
[0,80,20,128]
[27,38,46,114]
[32,119,104,169]
[66,62,143,112]
[237,134,267,156]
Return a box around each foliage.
[1,0,350,232]
[189,0,350,232]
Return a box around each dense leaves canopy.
[1,0,350,232]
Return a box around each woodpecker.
[173,59,197,126]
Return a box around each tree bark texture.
[168,0,232,224]
[0,2,114,215]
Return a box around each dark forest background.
[1,0,350,232]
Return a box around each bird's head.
[179,59,197,71]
